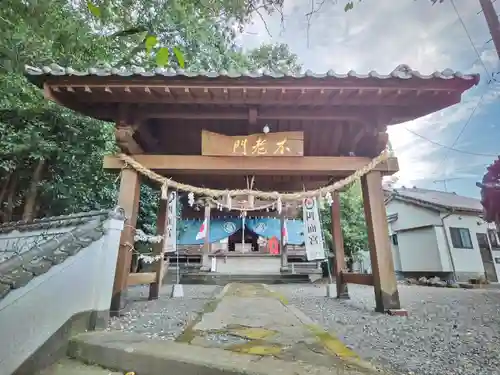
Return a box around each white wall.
[0,218,123,375]
[434,226,454,272]
[397,227,442,272]
[386,200,441,231]
[442,213,486,277]
[212,255,281,274]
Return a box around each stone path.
[177,283,382,374]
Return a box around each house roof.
[25,64,480,85]
[386,187,483,213]
[0,208,125,300]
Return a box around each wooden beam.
[115,126,143,154]
[110,168,141,316]
[361,171,401,312]
[115,104,143,154]
[341,272,374,286]
[133,104,455,123]
[103,155,399,176]
[128,272,156,286]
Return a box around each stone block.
[171,284,184,298]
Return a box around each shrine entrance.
[26,65,479,314]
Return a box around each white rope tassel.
[161,183,168,200]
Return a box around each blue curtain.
[245,218,305,245]
[178,218,242,245]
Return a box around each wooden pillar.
[280,208,288,271]
[149,199,167,300]
[361,171,401,312]
[200,204,211,271]
[110,168,140,316]
[331,191,349,299]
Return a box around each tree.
[0,0,301,227]
[320,183,368,266]
[247,43,301,73]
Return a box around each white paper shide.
[302,197,326,261]
[163,191,177,253]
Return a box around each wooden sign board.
[201,130,304,157]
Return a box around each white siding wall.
[386,200,441,231]
[434,226,454,272]
[0,218,123,375]
[442,213,485,276]
[397,227,442,272]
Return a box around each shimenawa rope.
[117,149,389,201]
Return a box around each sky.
[237,0,500,198]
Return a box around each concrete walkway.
[42,283,388,375]
[177,283,382,374]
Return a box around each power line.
[451,0,495,79]
[429,91,487,177]
[403,126,497,157]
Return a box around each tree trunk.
[0,172,12,207]
[22,159,45,222]
[4,172,18,223]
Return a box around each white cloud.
[238,0,497,190]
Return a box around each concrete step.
[37,358,119,375]
[180,273,310,285]
[68,331,371,375]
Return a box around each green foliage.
[0,0,300,230]
[320,183,368,261]
[247,43,301,73]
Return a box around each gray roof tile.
[0,209,112,234]
[0,208,125,301]
[24,64,480,83]
[390,187,482,213]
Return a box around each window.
[391,234,398,246]
[449,227,473,249]
[495,257,500,264]
[488,229,500,248]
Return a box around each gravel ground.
[107,284,222,340]
[270,283,500,375]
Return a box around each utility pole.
[479,0,500,59]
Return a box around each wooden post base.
[386,309,409,317]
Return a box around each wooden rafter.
[64,87,463,107]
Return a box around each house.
[385,187,500,282]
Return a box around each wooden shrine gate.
[25,64,479,314]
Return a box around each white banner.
[302,197,326,261]
[164,191,177,253]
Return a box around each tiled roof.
[0,208,125,300]
[24,64,480,84]
[0,210,114,234]
[388,187,482,213]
